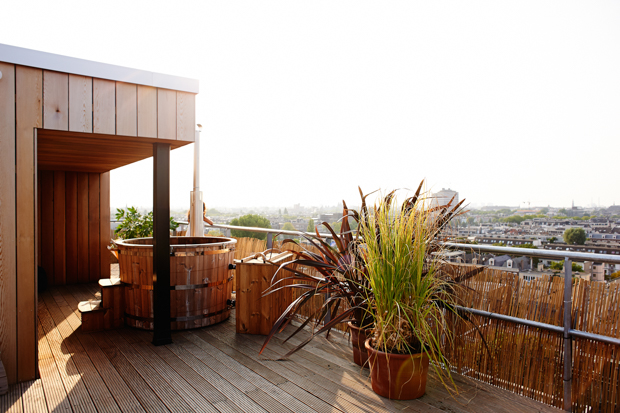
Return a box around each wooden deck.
[0,283,558,413]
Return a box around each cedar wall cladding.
[37,170,111,285]
[0,61,196,384]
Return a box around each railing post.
[266,232,273,249]
[563,257,572,412]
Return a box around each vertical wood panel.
[88,173,100,281]
[93,78,115,134]
[65,172,78,284]
[52,172,66,285]
[43,71,68,131]
[100,172,111,279]
[116,82,137,137]
[15,65,41,382]
[0,61,17,384]
[77,173,89,283]
[157,89,176,139]
[69,74,93,133]
[39,171,54,281]
[137,85,157,138]
[176,92,195,142]
[37,172,41,267]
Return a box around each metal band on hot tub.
[124,276,234,291]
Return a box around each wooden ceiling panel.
[36,129,191,173]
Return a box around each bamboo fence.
[445,267,620,412]
[231,238,620,412]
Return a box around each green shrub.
[114,206,179,239]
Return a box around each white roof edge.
[0,43,199,94]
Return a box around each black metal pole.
[152,143,172,346]
[563,257,572,411]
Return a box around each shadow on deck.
[0,283,558,412]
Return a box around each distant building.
[432,188,459,208]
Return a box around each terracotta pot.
[365,338,429,400]
[348,322,369,367]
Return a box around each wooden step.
[78,300,106,332]
[78,299,104,313]
[98,278,125,329]
[98,277,121,288]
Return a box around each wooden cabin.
[0,43,198,384]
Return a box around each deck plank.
[125,338,220,413]
[38,296,98,413]
[208,322,397,413]
[99,331,193,413]
[37,357,71,412]
[1,282,560,413]
[190,330,348,413]
[74,332,146,413]
[124,336,228,405]
[0,383,23,413]
[183,331,320,413]
[44,290,122,413]
[20,380,48,413]
[97,343,169,413]
[200,327,382,413]
[163,339,269,413]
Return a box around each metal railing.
[184,222,335,249]
[192,222,620,411]
[443,242,620,411]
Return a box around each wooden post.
[152,143,172,346]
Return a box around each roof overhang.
[37,129,191,173]
[0,43,199,93]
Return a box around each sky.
[2,1,619,211]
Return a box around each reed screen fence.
[231,238,620,412]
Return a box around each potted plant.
[360,187,465,400]
[259,201,373,365]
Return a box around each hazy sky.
[3,1,619,210]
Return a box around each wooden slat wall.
[157,89,176,139]
[43,71,68,131]
[77,174,89,284]
[99,172,111,279]
[176,91,195,142]
[37,171,110,287]
[137,85,157,138]
[2,61,195,384]
[39,171,54,281]
[53,172,66,285]
[68,75,93,133]
[116,82,137,137]
[0,62,17,384]
[88,174,100,279]
[16,65,42,382]
[65,172,78,284]
[93,79,115,134]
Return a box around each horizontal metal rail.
[444,241,620,264]
[179,221,336,239]
[456,305,620,346]
[190,224,620,265]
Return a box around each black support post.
[152,143,172,346]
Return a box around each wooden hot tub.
[113,236,237,330]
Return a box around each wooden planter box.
[235,251,294,335]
